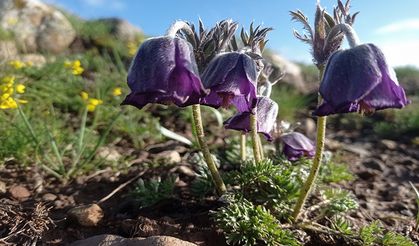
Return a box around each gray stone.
[380,139,398,150]
[9,185,31,200]
[0,181,6,194]
[68,203,104,227]
[263,51,308,93]
[70,234,197,246]
[42,193,57,201]
[0,0,76,53]
[362,159,386,171]
[0,41,18,60]
[94,18,143,42]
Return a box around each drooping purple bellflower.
[314,43,409,116]
[281,132,315,161]
[224,96,278,141]
[200,52,258,112]
[122,36,207,109]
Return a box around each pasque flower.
[122,36,207,109]
[224,96,278,141]
[281,132,315,161]
[201,52,258,112]
[314,43,409,116]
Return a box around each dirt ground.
[1,128,418,245]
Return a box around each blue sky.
[49,0,419,67]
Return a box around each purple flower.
[122,36,207,109]
[201,52,258,112]
[281,132,315,161]
[224,96,278,141]
[314,43,409,116]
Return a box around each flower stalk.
[250,113,262,163]
[191,104,226,195]
[240,133,247,161]
[292,67,326,221]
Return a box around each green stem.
[292,66,327,221]
[292,116,327,221]
[17,105,39,146]
[191,104,226,195]
[250,114,262,163]
[78,107,88,153]
[240,133,246,161]
[257,134,264,160]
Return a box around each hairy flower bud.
[314,43,409,116]
[281,132,315,161]
[224,96,278,141]
[122,36,207,109]
[201,52,258,112]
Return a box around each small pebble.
[9,185,31,200]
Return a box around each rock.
[362,159,385,172]
[155,150,182,164]
[67,203,104,226]
[0,181,6,194]
[19,53,46,67]
[176,165,195,177]
[70,234,197,246]
[9,185,31,200]
[342,144,371,157]
[263,51,308,93]
[42,193,57,201]
[0,41,18,60]
[303,118,316,138]
[380,139,397,150]
[325,139,342,150]
[0,0,76,53]
[93,18,143,42]
[98,146,121,162]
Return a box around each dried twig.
[97,170,146,204]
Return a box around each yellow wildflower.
[9,60,26,69]
[65,60,84,76]
[80,91,102,112]
[80,91,89,100]
[16,84,25,94]
[0,97,17,109]
[6,17,18,26]
[112,87,122,96]
[87,98,103,112]
[127,41,138,57]
[0,76,27,110]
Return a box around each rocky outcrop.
[0,0,76,54]
[263,51,309,94]
[94,18,143,42]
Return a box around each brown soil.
[0,130,418,245]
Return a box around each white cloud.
[375,39,419,68]
[376,19,419,34]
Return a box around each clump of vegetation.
[131,176,177,208]
[213,197,299,246]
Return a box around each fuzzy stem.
[191,104,226,195]
[250,114,262,163]
[167,20,194,38]
[240,133,247,161]
[292,67,327,221]
[333,23,360,48]
[257,134,264,160]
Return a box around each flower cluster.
[80,91,103,112]
[123,17,409,165]
[64,60,84,76]
[0,76,27,109]
[122,21,281,144]
[8,60,33,70]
